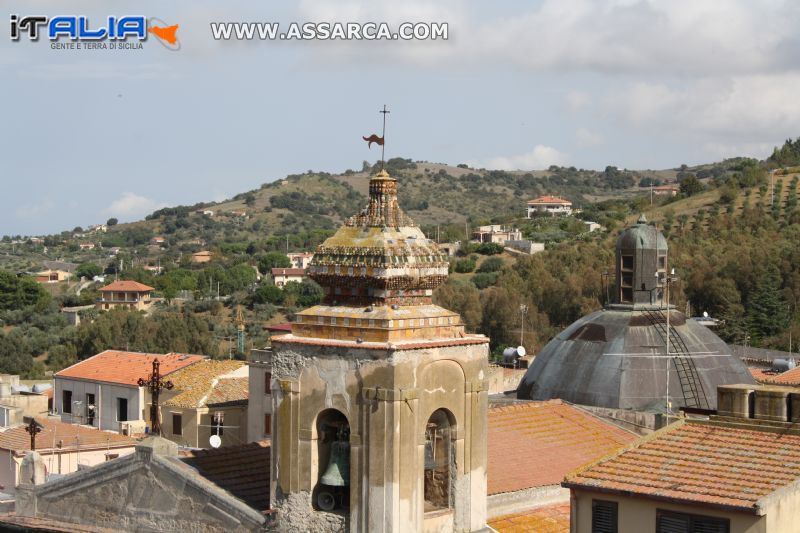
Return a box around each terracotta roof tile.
[749,366,780,383]
[162,360,247,408]
[183,440,270,511]
[764,366,800,386]
[564,420,800,512]
[0,418,136,453]
[55,350,206,386]
[527,195,571,205]
[488,503,570,533]
[487,400,636,495]
[98,280,154,292]
[271,268,305,276]
[206,377,248,406]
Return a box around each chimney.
[716,384,755,418]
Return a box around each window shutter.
[591,500,618,533]
[657,512,689,533]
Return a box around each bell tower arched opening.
[314,408,350,513]
[423,408,456,512]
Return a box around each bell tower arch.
[269,170,490,532]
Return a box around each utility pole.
[519,304,528,347]
[771,170,775,207]
[661,268,679,415]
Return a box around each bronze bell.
[320,441,350,487]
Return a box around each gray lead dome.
[517,217,755,412]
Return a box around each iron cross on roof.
[25,418,43,451]
[138,359,174,436]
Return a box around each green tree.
[433,281,482,331]
[257,252,291,275]
[253,281,284,305]
[0,271,49,310]
[106,218,118,226]
[76,263,103,280]
[283,279,324,308]
[679,175,704,197]
[746,266,789,343]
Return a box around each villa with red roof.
[527,195,573,217]
[54,350,206,434]
[96,279,155,311]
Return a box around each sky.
[2,0,800,236]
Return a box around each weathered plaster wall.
[270,338,489,533]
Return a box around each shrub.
[472,272,498,289]
[453,259,476,273]
[477,257,504,273]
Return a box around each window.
[117,397,128,422]
[264,414,272,436]
[656,510,729,533]
[424,409,454,512]
[62,390,73,414]
[591,500,618,533]
[212,412,224,436]
[264,372,272,395]
[86,393,96,425]
[621,254,634,270]
[172,413,182,436]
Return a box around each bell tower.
[269,170,490,532]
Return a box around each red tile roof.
[527,195,572,205]
[0,418,135,453]
[764,366,800,386]
[55,350,206,386]
[183,440,270,511]
[271,268,305,276]
[564,420,800,513]
[98,280,154,292]
[488,503,570,533]
[487,400,636,495]
[749,366,780,383]
[206,377,248,406]
[162,360,247,408]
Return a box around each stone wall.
[16,438,266,532]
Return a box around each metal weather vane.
[363,105,390,170]
[138,359,174,436]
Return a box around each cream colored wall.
[571,489,766,533]
[5,446,135,493]
[764,484,800,533]
[163,406,248,448]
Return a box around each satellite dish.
[209,435,221,448]
[703,311,709,318]
[516,346,527,357]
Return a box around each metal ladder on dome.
[642,310,710,410]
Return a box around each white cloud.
[565,90,590,112]
[16,199,55,218]
[479,145,568,171]
[575,127,604,147]
[607,73,800,137]
[471,0,800,76]
[103,192,165,220]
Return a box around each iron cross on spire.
[379,104,390,170]
[25,418,42,451]
[138,359,174,436]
